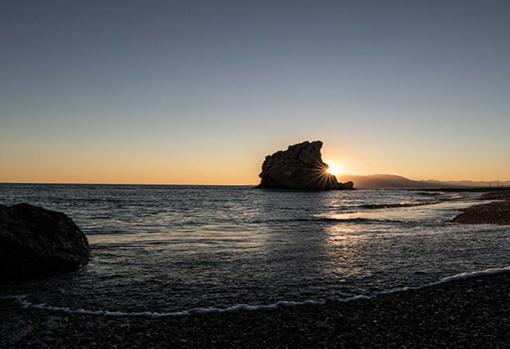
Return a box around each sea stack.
[0,203,90,282]
[257,141,354,190]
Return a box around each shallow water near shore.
[1,184,509,314]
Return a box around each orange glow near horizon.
[2,2,510,187]
[0,141,509,185]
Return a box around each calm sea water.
[1,184,509,314]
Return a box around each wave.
[311,217,403,224]
[359,192,464,210]
[1,295,331,318]
[4,265,510,319]
[359,201,439,209]
[251,217,403,225]
[440,266,510,282]
[417,192,443,197]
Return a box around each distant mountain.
[337,174,508,189]
[338,174,442,189]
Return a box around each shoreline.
[452,190,510,225]
[2,187,509,348]
[3,264,510,318]
[3,269,510,348]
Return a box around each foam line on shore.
[0,295,331,318]
[3,266,510,319]
[440,266,510,283]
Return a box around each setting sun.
[325,161,341,176]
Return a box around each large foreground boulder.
[257,141,354,190]
[0,203,90,281]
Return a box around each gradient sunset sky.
[1,0,509,184]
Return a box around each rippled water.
[1,184,509,313]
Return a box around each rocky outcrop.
[257,141,354,190]
[0,203,90,281]
[452,195,510,225]
[479,190,510,201]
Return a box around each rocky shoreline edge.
[3,268,510,348]
[453,190,510,225]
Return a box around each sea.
[1,184,509,316]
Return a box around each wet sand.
[2,270,510,348]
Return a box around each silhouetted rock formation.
[0,204,90,282]
[257,141,354,190]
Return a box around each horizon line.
[2,175,510,187]
[2,176,510,187]
[0,182,257,187]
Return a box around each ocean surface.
[1,184,509,315]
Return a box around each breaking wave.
[251,217,404,224]
[359,201,440,209]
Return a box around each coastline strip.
[4,265,510,319]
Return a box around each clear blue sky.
[1,0,509,184]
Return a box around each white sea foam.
[0,295,329,318]
[3,265,510,319]
[439,266,510,283]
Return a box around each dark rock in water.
[480,190,510,201]
[452,199,510,225]
[0,203,90,281]
[257,141,354,190]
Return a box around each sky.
[1,0,509,184]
